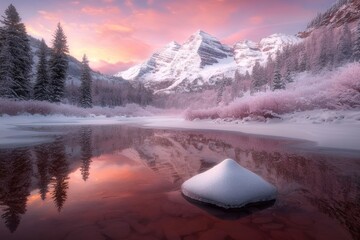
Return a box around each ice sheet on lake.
[181,159,277,209]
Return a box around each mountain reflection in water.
[0,125,359,240]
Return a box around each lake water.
[0,124,359,240]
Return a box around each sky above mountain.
[0,0,335,74]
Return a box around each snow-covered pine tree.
[352,21,360,62]
[216,75,225,105]
[34,39,50,101]
[0,4,32,100]
[284,63,293,83]
[272,65,284,91]
[0,38,14,98]
[251,61,266,93]
[245,70,250,80]
[0,21,4,48]
[317,27,336,71]
[49,23,69,103]
[298,48,307,72]
[336,23,352,66]
[265,55,275,84]
[79,54,92,108]
[231,70,242,99]
[234,69,242,83]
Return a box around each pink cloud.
[80,6,120,16]
[249,16,264,25]
[91,60,136,75]
[99,23,133,34]
[23,0,332,74]
[37,10,61,21]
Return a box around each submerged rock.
[181,159,277,208]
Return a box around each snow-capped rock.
[116,31,301,93]
[181,158,277,208]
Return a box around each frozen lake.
[0,124,359,240]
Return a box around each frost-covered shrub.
[186,63,360,120]
[0,99,165,117]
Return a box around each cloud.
[91,60,137,75]
[21,0,334,74]
[80,6,120,15]
[37,10,60,21]
[99,23,133,34]
[249,16,264,25]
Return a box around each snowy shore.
[0,110,359,151]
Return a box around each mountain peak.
[166,41,180,48]
[194,29,206,36]
[191,30,218,41]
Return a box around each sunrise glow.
[0,0,334,74]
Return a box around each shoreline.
[0,114,359,152]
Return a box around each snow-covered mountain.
[115,31,301,93]
[298,0,360,38]
[234,33,300,71]
[121,41,181,80]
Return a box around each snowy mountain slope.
[234,33,301,71]
[116,31,301,93]
[298,0,360,38]
[121,41,181,80]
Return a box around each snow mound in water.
[181,159,277,208]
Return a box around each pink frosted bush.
[186,63,360,120]
[0,99,165,117]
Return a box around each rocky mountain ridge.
[115,31,301,93]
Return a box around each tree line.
[0,4,95,108]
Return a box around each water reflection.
[79,127,93,181]
[0,125,358,240]
[35,145,50,200]
[182,193,276,221]
[0,149,32,233]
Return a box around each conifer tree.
[0,4,32,99]
[49,23,69,102]
[0,39,14,97]
[216,75,225,105]
[251,61,266,92]
[265,55,275,83]
[33,39,50,101]
[336,23,352,65]
[284,63,293,83]
[79,54,92,108]
[244,70,251,80]
[318,27,335,70]
[272,66,284,91]
[352,21,360,62]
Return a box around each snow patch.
[181,159,277,208]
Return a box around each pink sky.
[0,0,334,74]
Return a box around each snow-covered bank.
[0,98,166,117]
[0,115,129,148]
[139,111,360,152]
[0,112,359,151]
